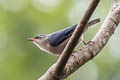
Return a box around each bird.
[28,18,100,56]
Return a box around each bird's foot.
[87,41,94,44]
[82,40,87,45]
[82,40,94,45]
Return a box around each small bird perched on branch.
[28,18,100,56]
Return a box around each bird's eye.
[34,34,45,39]
[35,36,41,39]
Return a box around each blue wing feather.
[49,24,77,47]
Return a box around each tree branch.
[61,0,120,78]
[38,0,120,80]
[53,0,100,79]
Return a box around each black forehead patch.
[35,34,45,39]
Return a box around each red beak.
[28,38,35,41]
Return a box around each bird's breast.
[47,38,70,56]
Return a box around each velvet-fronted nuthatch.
[28,18,100,56]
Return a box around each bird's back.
[49,18,100,47]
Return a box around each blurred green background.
[0,0,120,80]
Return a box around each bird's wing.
[49,24,77,47]
[49,18,100,47]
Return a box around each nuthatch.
[28,18,100,56]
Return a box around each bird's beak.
[28,38,35,41]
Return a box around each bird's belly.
[48,38,69,56]
[47,35,82,56]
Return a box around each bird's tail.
[83,18,100,33]
[87,18,100,27]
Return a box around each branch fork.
[38,0,120,80]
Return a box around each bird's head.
[28,34,48,45]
